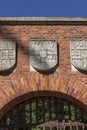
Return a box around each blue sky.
[0,0,87,17]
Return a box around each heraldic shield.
[70,40,87,70]
[0,40,16,71]
[30,40,58,71]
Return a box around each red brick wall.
[0,25,87,119]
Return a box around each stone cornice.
[0,17,87,25]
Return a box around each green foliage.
[25,104,30,124]
[64,102,69,122]
[31,102,36,124]
[38,100,43,123]
[50,99,56,120]
[44,99,50,122]
[70,105,76,121]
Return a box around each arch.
[0,72,87,120]
[0,95,87,130]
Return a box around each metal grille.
[0,97,87,130]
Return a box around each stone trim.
[0,17,87,25]
[0,17,87,21]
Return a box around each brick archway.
[0,72,87,120]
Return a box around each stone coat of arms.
[30,40,58,71]
[0,40,16,71]
[70,40,87,70]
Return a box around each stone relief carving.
[30,40,58,71]
[0,40,16,71]
[70,40,87,70]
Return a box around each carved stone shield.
[30,40,58,71]
[70,40,87,70]
[0,40,16,71]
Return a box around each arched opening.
[0,96,87,130]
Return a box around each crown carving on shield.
[0,40,16,71]
[29,40,58,71]
[70,40,87,71]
